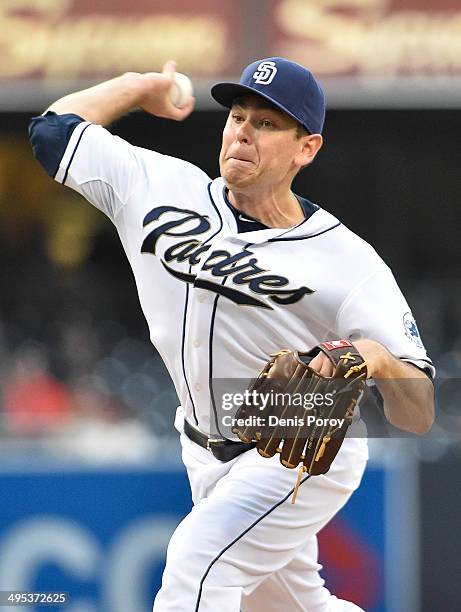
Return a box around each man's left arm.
[309,339,434,434]
[319,265,436,435]
[351,339,433,434]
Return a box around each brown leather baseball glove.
[231,340,367,500]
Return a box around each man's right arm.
[47,60,194,125]
[29,60,195,218]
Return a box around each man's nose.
[236,120,252,144]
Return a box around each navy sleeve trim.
[402,359,435,380]
[28,111,85,178]
[61,123,91,185]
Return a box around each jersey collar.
[222,187,319,234]
[210,178,340,243]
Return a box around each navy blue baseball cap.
[211,57,325,134]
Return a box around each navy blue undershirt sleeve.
[28,111,85,178]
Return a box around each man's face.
[219,95,306,193]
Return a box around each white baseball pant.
[153,410,368,612]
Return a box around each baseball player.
[29,57,434,611]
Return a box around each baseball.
[168,72,193,108]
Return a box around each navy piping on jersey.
[271,211,317,238]
[207,278,228,438]
[205,185,233,435]
[207,239,253,438]
[268,221,342,242]
[269,197,322,239]
[180,182,224,425]
[194,473,312,611]
[61,123,92,185]
[180,280,197,423]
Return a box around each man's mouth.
[228,156,253,164]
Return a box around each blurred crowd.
[0,330,178,463]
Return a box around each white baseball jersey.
[44,118,434,436]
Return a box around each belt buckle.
[206,437,224,453]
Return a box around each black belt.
[183,419,256,462]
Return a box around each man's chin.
[221,170,256,192]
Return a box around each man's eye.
[261,120,274,128]
[232,114,244,123]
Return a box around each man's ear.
[295,134,323,169]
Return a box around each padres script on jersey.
[52,120,433,434]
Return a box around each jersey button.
[197,293,206,303]
[194,383,201,392]
[193,339,201,348]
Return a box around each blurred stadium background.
[0,1,460,611]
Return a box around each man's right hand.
[139,60,195,121]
